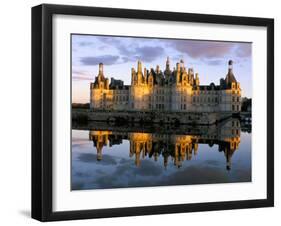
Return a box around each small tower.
[131,67,136,85]
[225,60,237,87]
[180,59,184,71]
[137,60,143,85]
[137,60,142,73]
[176,63,180,72]
[228,60,233,73]
[105,78,109,89]
[176,62,181,84]
[156,65,160,74]
[98,63,104,75]
[143,67,147,83]
[166,57,170,71]
[195,73,200,86]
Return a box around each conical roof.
[225,60,237,86]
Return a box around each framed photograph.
[32,4,274,221]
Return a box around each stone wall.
[72,109,233,125]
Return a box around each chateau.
[90,58,241,113]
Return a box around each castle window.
[184,104,186,110]
[237,105,239,111]
[237,97,239,102]
[232,96,235,102]
[232,105,235,111]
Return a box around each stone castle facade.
[90,58,241,112]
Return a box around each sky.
[72,34,252,103]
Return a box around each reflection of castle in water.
[89,118,241,171]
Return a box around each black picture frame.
[32,3,274,222]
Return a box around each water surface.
[71,119,251,190]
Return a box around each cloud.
[170,40,235,59]
[79,41,94,47]
[77,153,117,165]
[135,46,165,62]
[96,36,165,63]
[72,75,93,81]
[116,45,165,63]
[80,55,120,65]
[202,59,224,66]
[72,69,92,81]
[235,44,252,58]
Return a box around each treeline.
[241,98,251,112]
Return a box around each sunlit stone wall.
[89,59,241,113]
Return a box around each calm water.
[71,119,251,190]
